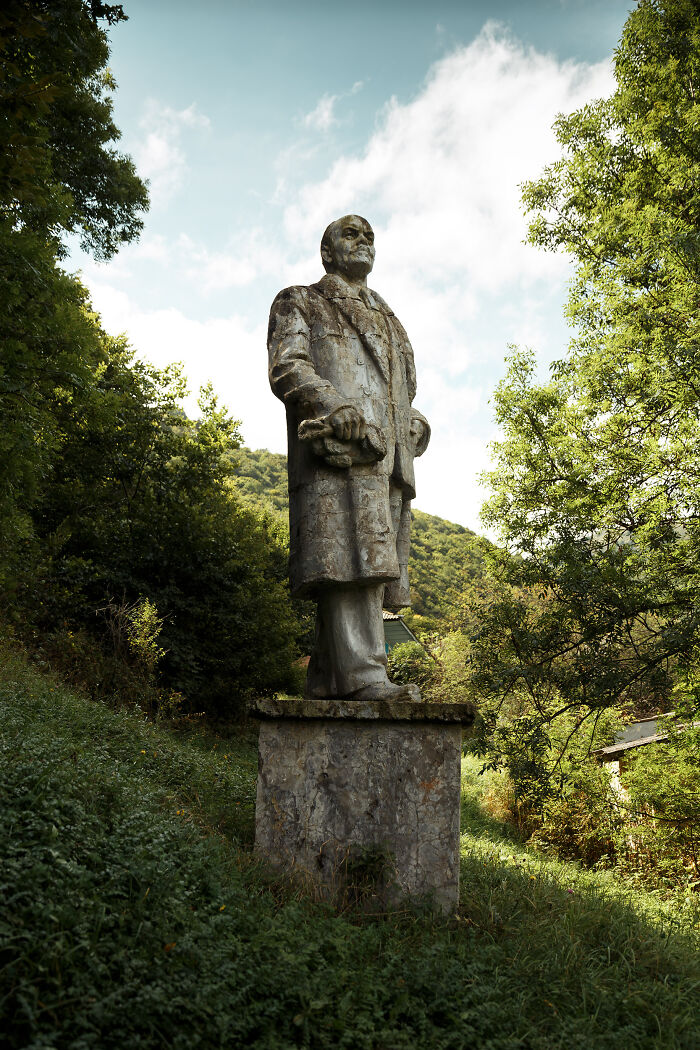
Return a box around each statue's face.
[323,215,375,279]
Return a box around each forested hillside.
[409,509,486,622]
[231,447,487,623]
[230,447,289,516]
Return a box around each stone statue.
[268,215,430,701]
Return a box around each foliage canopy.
[1,0,147,257]
[0,0,148,583]
[474,0,700,749]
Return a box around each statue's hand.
[298,413,386,468]
[410,417,426,446]
[410,414,430,457]
[328,405,367,442]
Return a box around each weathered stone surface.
[260,217,466,910]
[253,703,472,912]
[250,695,475,724]
[268,214,430,700]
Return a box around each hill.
[231,447,486,623]
[2,640,698,1048]
[230,446,290,518]
[409,509,485,621]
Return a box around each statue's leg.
[306,582,389,699]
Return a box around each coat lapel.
[312,275,390,382]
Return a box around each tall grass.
[1,642,699,1049]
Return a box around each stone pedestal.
[250,698,474,913]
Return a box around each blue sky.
[74,0,634,530]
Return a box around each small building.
[593,715,669,766]
[382,610,420,654]
[592,715,670,797]
[592,713,699,801]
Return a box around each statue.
[268,215,430,701]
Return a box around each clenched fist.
[328,405,367,442]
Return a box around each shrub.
[620,717,700,885]
[387,641,435,692]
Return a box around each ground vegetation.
[2,641,698,1049]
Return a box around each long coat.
[267,272,430,607]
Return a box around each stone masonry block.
[251,699,474,913]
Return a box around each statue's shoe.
[345,681,421,703]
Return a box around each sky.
[72,0,635,531]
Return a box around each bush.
[620,717,700,886]
[425,631,472,703]
[529,787,619,868]
[387,641,435,691]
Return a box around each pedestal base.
[250,698,474,913]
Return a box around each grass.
[458,758,700,1046]
[1,641,699,1049]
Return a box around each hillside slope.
[231,447,486,622]
[2,644,699,1048]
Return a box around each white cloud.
[303,93,339,131]
[135,100,211,206]
[87,280,285,454]
[412,367,492,526]
[301,81,365,133]
[277,23,614,526]
[178,230,287,291]
[131,233,170,262]
[80,227,287,295]
[284,23,611,292]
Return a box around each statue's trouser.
[306,582,389,698]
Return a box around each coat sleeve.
[385,305,430,456]
[268,286,350,420]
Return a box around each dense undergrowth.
[2,643,699,1049]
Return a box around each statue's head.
[320,214,375,279]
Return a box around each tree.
[1,0,147,256]
[0,0,147,590]
[1,4,303,710]
[22,344,302,712]
[472,0,700,780]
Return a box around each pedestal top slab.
[249,696,475,725]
